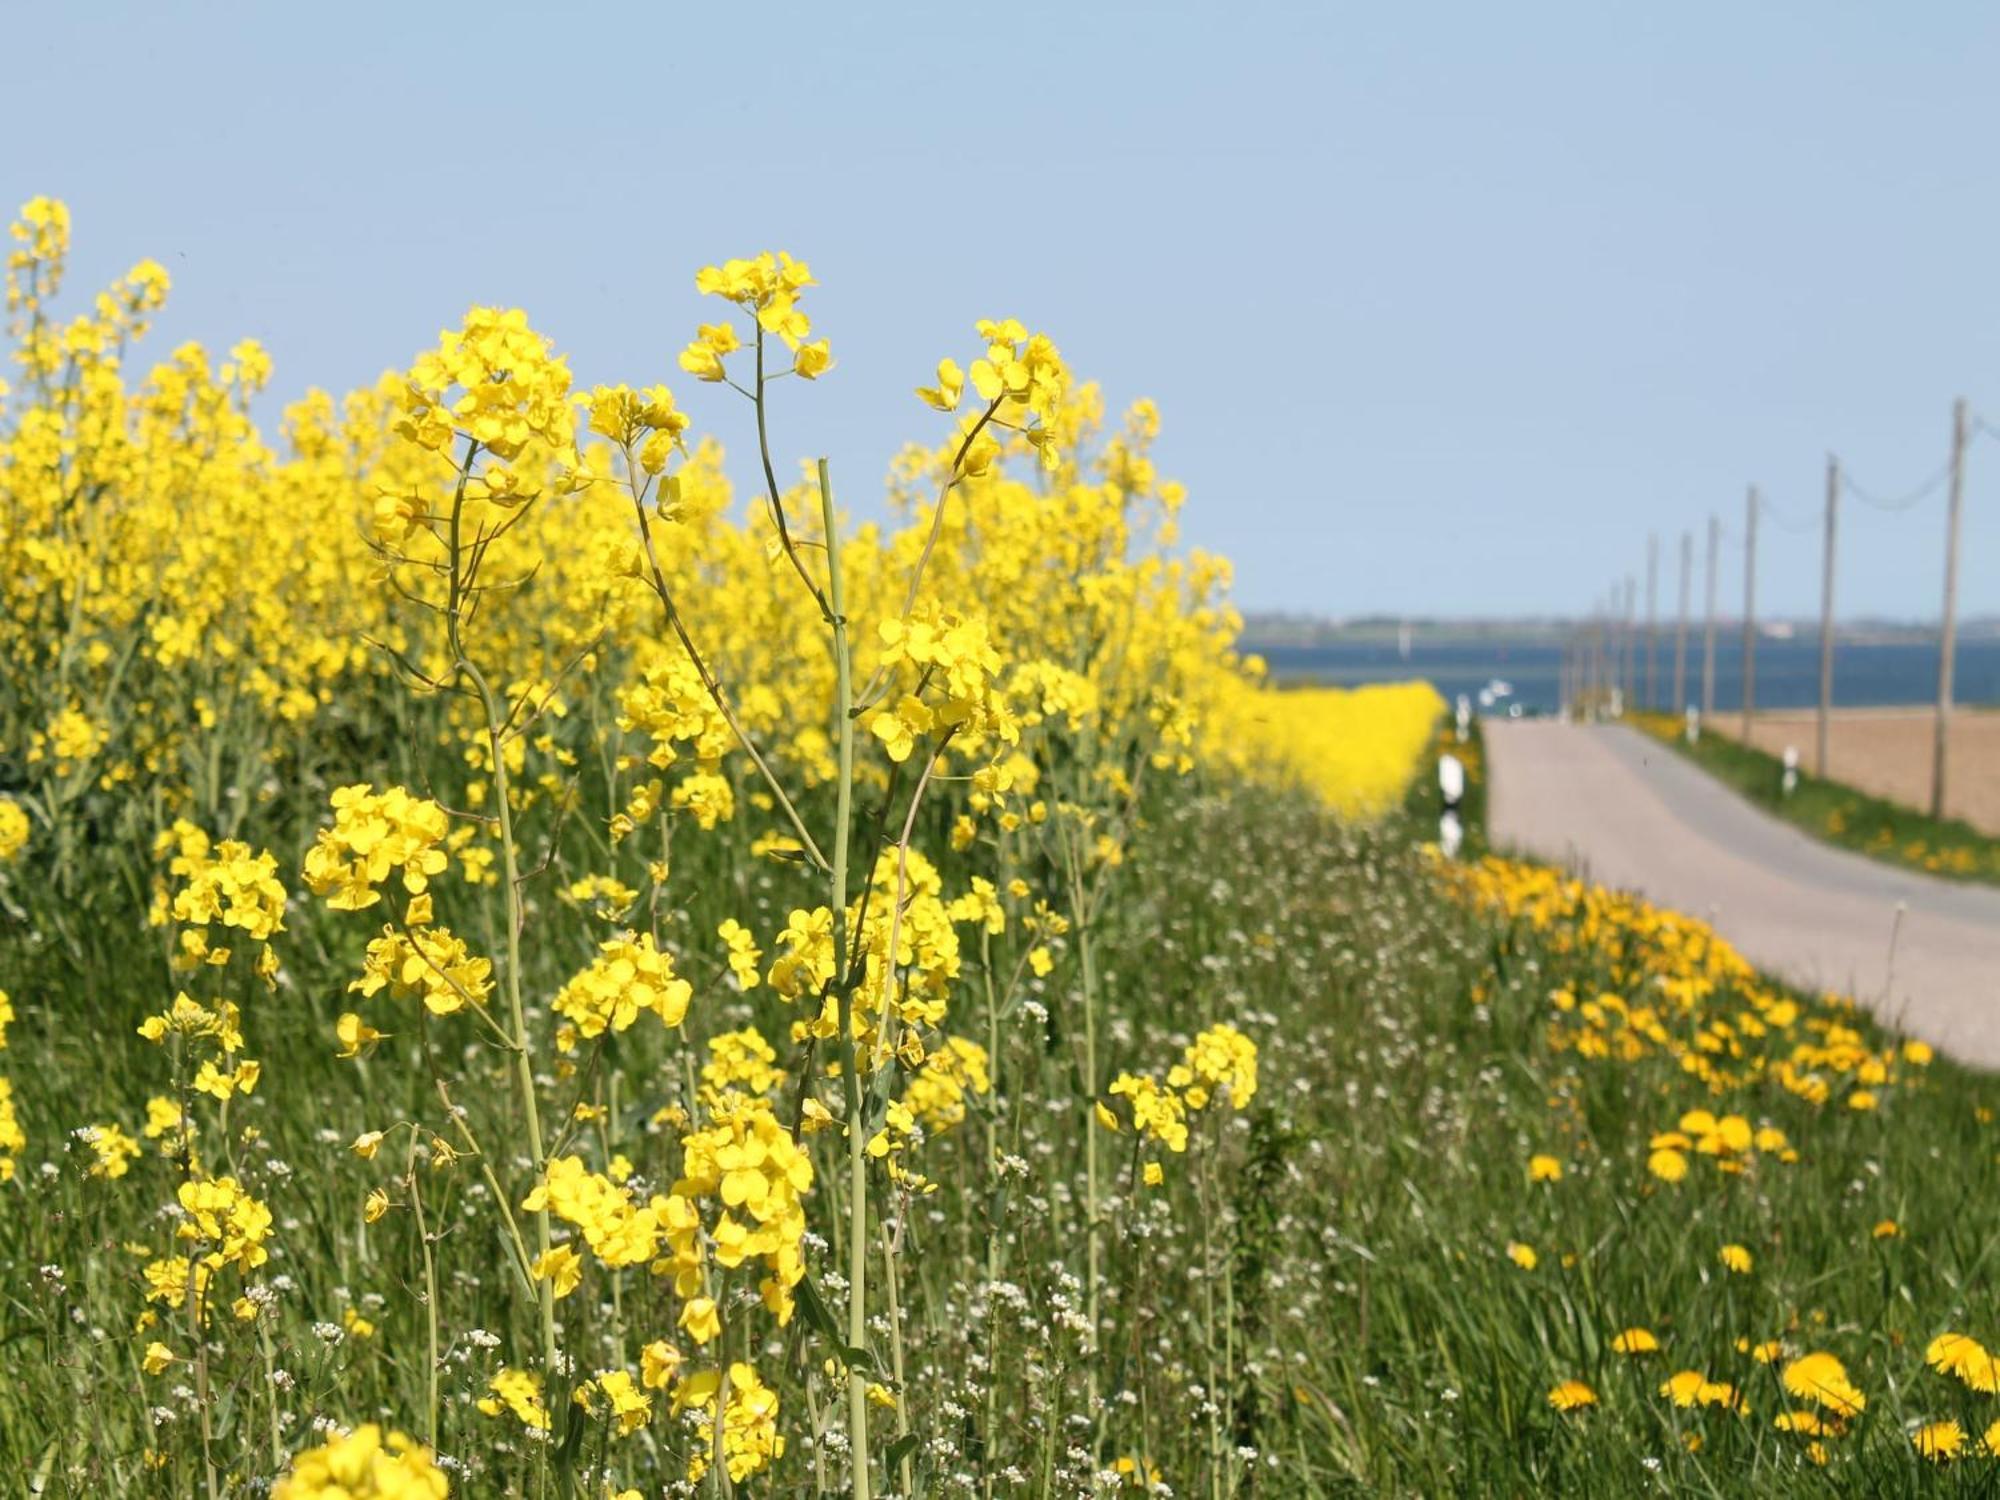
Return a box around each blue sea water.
[1253,636,2000,716]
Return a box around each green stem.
[171,1039,219,1500]
[710,1336,733,1499]
[805,1370,832,1495]
[258,1319,283,1470]
[1066,837,1103,1375]
[408,1136,441,1451]
[882,1214,914,1495]
[819,459,872,1500]
[441,438,559,1395]
[625,447,829,872]
[1200,1153,1222,1500]
[484,694,559,1384]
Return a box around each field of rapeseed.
[3,198,1997,1500]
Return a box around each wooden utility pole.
[1622,573,1637,709]
[1574,615,1585,712]
[1600,596,1612,714]
[1580,603,1593,714]
[1608,578,1623,712]
[1933,397,1968,818]
[1816,456,1839,778]
[1589,610,1599,714]
[1585,600,1599,714]
[1645,533,1659,710]
[1702,513,1719,718]
[1742,487,1759,737]
[1674,530,1691,712]
[1603,604,1613,715]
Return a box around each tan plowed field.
[1708,707,2000,834]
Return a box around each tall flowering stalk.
[671,265,1071,1496]
[303,311,588,1458]
[818,458,873,1496]
[675,253,889,1496]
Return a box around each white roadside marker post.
[1438,752,1466,859]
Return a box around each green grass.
[1631,712,2000,886]
[7,736,2000,1495]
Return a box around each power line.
[1755,492,1820,535]
[1839,455,1953,513]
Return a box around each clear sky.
[8,2,1999,621]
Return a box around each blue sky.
[7,2,1999,619]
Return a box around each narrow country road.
[1482,720,2000,1068]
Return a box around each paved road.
[1483,720,2000,1068]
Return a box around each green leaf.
[794,1271,846,1351]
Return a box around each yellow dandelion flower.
[1547,1380,1596,1413]
[1782,1352,1865,1417]
[1912,1419,1965,1462]
[1647,1147,1689,1183]
[1660,1371,1707,1408]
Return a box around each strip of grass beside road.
[1630,711,2000,886]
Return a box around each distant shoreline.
[1242,621,2000,651]
[1247,633,2000,715]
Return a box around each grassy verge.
[12,731,2000,1493]
[1630,712,2000,885]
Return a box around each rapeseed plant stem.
[1062,830,1104,1377]
[406,1133,441,1450]
[627,472,830,874]
[882,1211,915,1496]
[257,1319,283,1470]
[175,1034,219,1500]
[818,457,873,1500]
[480,689,560,1388]
[441,434,560,1400]
[755,325,833,622]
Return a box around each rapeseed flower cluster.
[551,932,692,1043]
[302,786,452,911]
[669,1097,814,1327]
[272,1426,448,1500]
[1101,1023,1261,1178]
